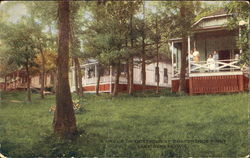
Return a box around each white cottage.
[70,58,172,93]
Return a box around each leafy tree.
[84,1,141,96]
[226,1,250,88]
[5,2,56,99]
[83,2,109,95]
[161,1,200,93]
[33,50,57,91]
[29,19,51,99]
[0,21,39,102]
[0,45,18,91]
[147,2,171,94]
[226,2,249,64]
[69,2,85,96]
[25,1,58,95]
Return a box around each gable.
[192,15,229,30]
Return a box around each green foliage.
[160,1,199,38]
[69,2,85,58]
[194,3,225,22]
[24,1,58,51]
[0,2,57,76]
[0,91,248,157]
[0,21,38,68]
[226,2,250,65]
[49,98,85,114]
[0,44,18,76]
[83,2,142,66]
[24,1,57,25]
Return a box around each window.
[104,68,110,76]
[112,64,127,76]
[39,75,41,84]
[120,64,127,77]
[164,68,168,83]
[45,74,47,85]
[81,68,85,78]
[87,66,95,78]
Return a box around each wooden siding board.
[173,74,247,94]
[243,75,249,91]
[83,83,167,93]
[190,75,243,94]
[171,79,190,93]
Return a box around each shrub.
[49,99,84,114]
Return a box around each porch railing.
[173,59,243,78]
[189,59,241,73]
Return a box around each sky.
[0,1,27,23]
[0,1,230,22]
[0,1,235,24]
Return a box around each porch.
[170,29,249,94]
[70,61,113,93]
[4,70,28,91]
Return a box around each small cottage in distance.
[0,69,53,91]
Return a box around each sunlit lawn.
[0,90,248,157]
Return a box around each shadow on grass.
[1,126,184,157]
[29,129,106,157]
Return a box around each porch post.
[171,42,174,78]
[95,64,97,79]
[94,64,97,91]
[188,36,191,74]
[84,66,87,85]
[239,27,243,54]
[72,67,75,91]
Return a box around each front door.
[219,50,230,60]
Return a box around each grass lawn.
[0,90,249,157]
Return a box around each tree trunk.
[40,49,45,99]
[128,57,134,95]
[25,62,31,102]
[96,64,103,95]
[141,40,146,92]
[178,5,188,93]
[155,16,160,94]
[4,75,7,91]
[156,43,160,94]
[179,37,188,93]
[53,1,77,138]
[141,2,146,92]
[52,70,57,93]
[112,64,121,97]
[128,12,134,95]
[74,57,79,94]
[126,60,130,93]
[75,58,83,97]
